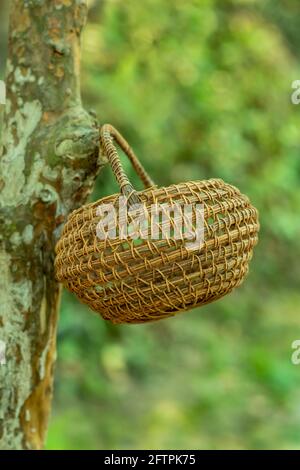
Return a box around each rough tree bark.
[0,0,102,449]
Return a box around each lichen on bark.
[0,0,102,449]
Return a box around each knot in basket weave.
[55,124,259,324]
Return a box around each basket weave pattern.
[55,125,259,324]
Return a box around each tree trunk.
[0,0,101,450]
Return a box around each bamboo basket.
[55,124,259,324]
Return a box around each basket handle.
[100,124,155,205]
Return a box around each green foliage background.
[2,0,300,449]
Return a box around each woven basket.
[55,124,259,324]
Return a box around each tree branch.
[0,0,102,449]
